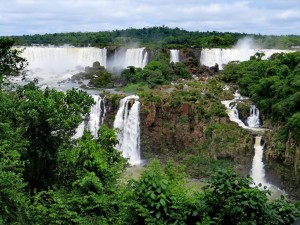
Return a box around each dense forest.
[3,26,300,49]
[1,37,300,224]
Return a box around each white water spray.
[20,47,107,83]
[113,95,141,165]
[123,48,148,68]
[170,49,180,63]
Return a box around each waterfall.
[222,90,263,130]
[222,89,285,196]
[123,48,148,68]
[20,47,107,83]
[87,95,107,138]
[247,105,260,128]
[113,95,141,165]
[73,121,86,139]
[200,48,294,70]
[251,136,268,186]
[73,95,107,139]
[170,49,180,63]
[222,102,247,129]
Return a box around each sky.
[1,0,300,36]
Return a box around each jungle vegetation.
[3,26,300,49]
[0,38,299,224]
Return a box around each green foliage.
[0,41,299,224]
[270,196,300,225]
[0,38,27,79]
[202,169,300,225]
[122,83,150,93]
[287,113,300,140]
[10,27,300,49]
[0,137,29,224]
[15,82,94,191]
[120,51,191,88]
[139,91,163,105]
[58,125,127,187]
[9,27,243,48]
[105,93,125,109]
[28,126,129,224]
[71,61,113,88]
[132,160,199,224]
[173,62,191,79]
[222,51,300,147]
[89,71,113,88]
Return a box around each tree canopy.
[0,37,299,224]
[4,26,300,49]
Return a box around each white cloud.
[279,10,300,20]
[0,0,299,35]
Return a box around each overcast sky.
[1,0,300,36]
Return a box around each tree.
[0,38,27,79]
[0,121,29,224]
[15,81,94,191]
[202,169,300,225]
[28,126,129,224]
[131,160,199,225]
[0,38,30,223]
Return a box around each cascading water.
[200,48,294,70]
[222,101,248,129]
[251,136,268,186]
[222,90,285,196]
[73,95,107,139]
[123,48,148,68]
[247,105,260,128]
[170,49,180,63]
[221,91,249,129]
[20,47,107,83]
[87,95,107,138]
[113,95,141,165]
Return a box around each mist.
[234,37,261,50]
[106,46,148,75]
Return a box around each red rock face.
[140,100,253,174]
[181,102,189,116]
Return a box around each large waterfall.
[170,49,180,63]
[73,95,107,139]
[123,48,148,68]
[200,48,294,70]
[20,47,107,83]
[113,95,141,165]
